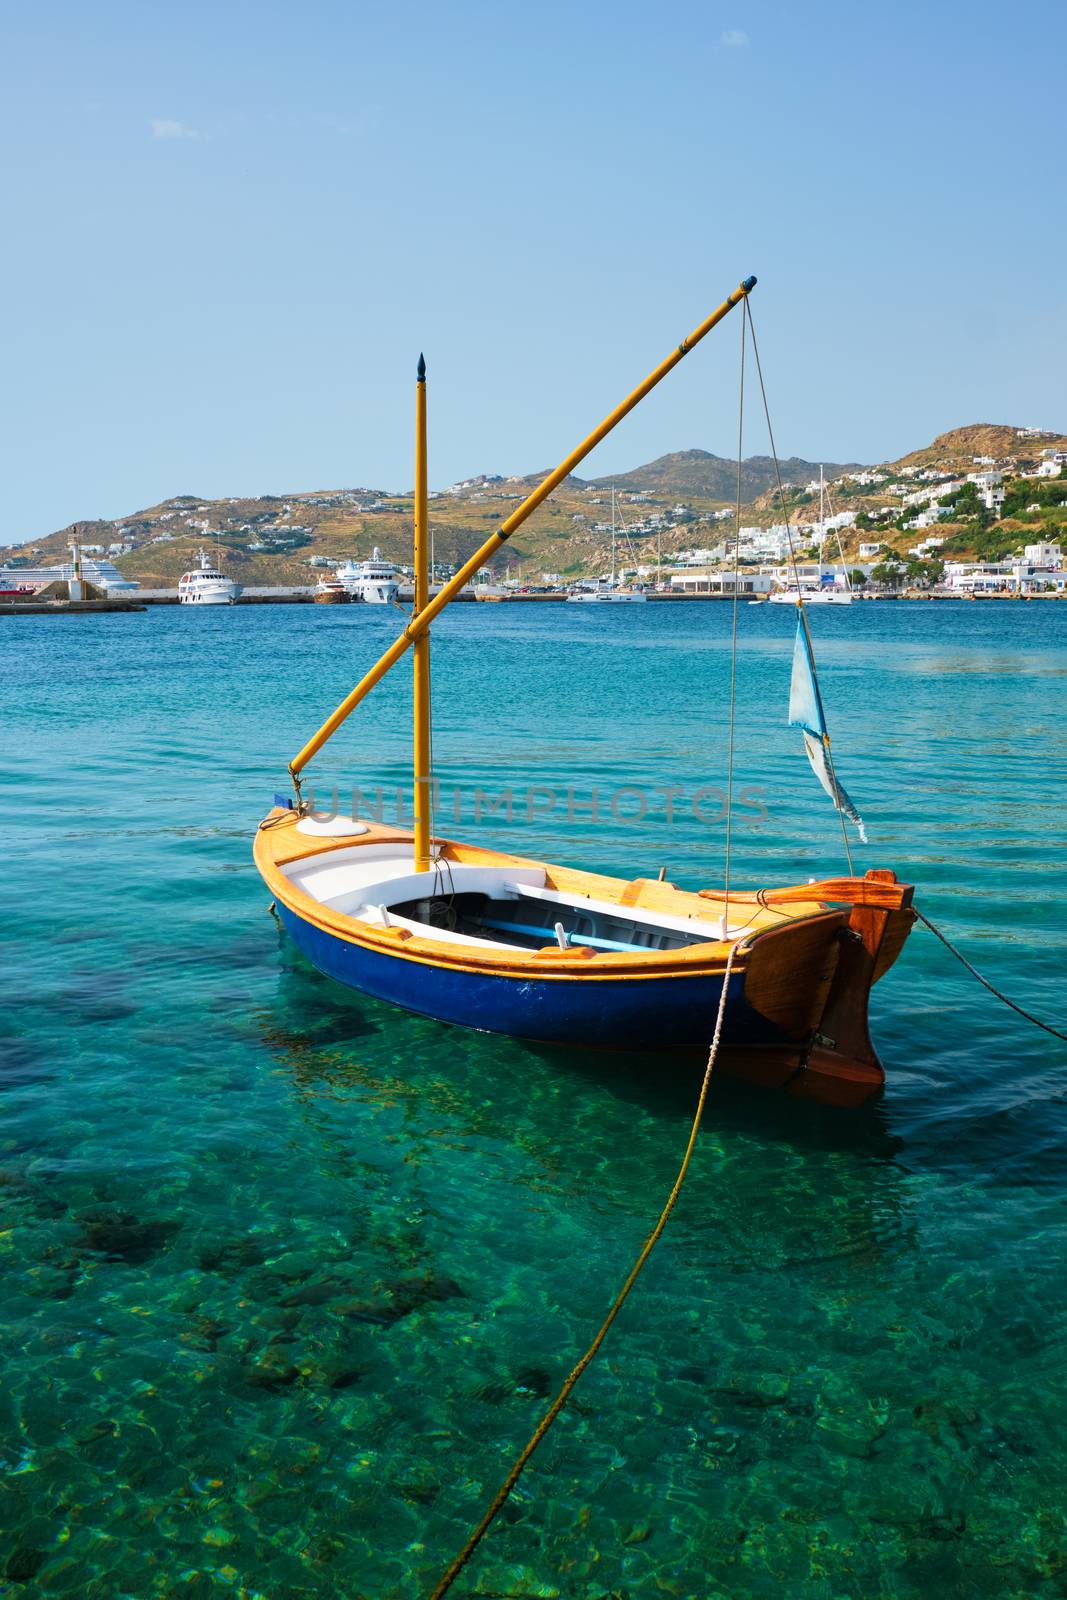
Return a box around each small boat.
[178,548,241,606]
[567,586,647,604]
[566,489,648,602]
[314,573,349,603]
[338,549,400,605]
[256,284,915,1107]
[768,585,852,606]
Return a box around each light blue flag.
[787,616,868,843]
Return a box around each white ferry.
[178,549,241,606]
[338,548,400,605]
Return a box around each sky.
[1,0,1064,543]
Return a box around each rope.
[745,309,855,876]
[915,909,1067,1042]
[722,300,747,920]
[428,942,739,1599]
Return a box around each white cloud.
[150,118,203,141]
[720,28,749,46]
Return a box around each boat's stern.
[725,870,915,1107]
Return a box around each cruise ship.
[0,557,140,595]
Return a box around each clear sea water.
[2,598,1066,1599]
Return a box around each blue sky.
[1,0,1063,542]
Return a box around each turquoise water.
[2,599,1066,1598]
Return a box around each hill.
[892,424,1067,471]
[590,448,863,501]
[2,422,1063,585]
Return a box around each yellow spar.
[289,273,757,788]
[413,355,432,871]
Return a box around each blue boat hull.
[277,905,788,1052]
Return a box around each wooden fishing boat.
[255,815,912,1106]
[254,279,915,1106]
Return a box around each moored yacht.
[768,584,852,606]
[338,548,400,604]
[178,549,241,606]
[770,467,853,605]
[567,582,648,603]
[314,572,349,603]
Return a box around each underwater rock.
[472,1566,561,1597]
[259,1248,321,1281]
[396,1470,441,1506]
[714,1374,791,1409]
[78,1207,179,1264]
[337,1270,464,1326]
[281,1274,359,1308]
[622,1522,653,1545]
[4,1545,44,1583]
[198,1237,269,1274]
[327,1367,366,1390]
[244,1348,301,1391]
[76,1418,119,1455]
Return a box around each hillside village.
[3,424,1066,596]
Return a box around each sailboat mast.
[413,354,432,872]
[611,486,616,586]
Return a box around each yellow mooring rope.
[427,943,738,1599]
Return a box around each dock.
[0,598,146,616]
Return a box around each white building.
[904,506,953,530]
[675,546,726,566]
[903,480,964,509]
[669,568,773,596]
[859,542,882,559]
[944,557,1067,594]
[1024,542,1063,567]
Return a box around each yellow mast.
[289,273,756,791]
[413,354,432,870]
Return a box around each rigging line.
[427,942,739,1600]
[723,298,747,919]
[914,910,1067,1043]
[745,309,855,876]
